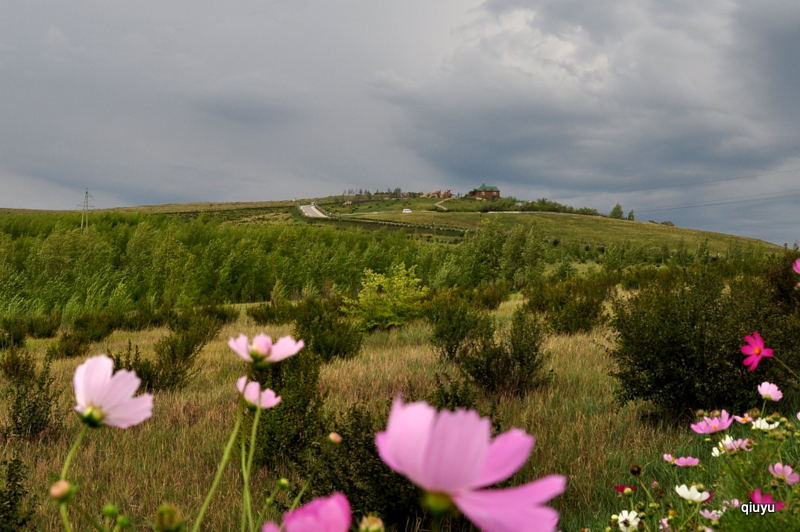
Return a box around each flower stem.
[243,399,264,532]
[288,439,335,511]
[61,424,89,480]
[193,399,244,532]
[255,484,284,527]
[774,355,800,383]
[72,502,107,532]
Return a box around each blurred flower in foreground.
[73,355,153,428]
[261,493,350,532]
[228,333,304,366]
[236,377,281,410]
[741,332,773,371]
[376,397,566,532]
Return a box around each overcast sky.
[1,1,799,245]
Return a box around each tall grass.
[2,311,703,531]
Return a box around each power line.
[551,167,800,202]
[637,188,800,214]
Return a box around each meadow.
[0,200,797,531]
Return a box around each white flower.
[752,418,779,431]
[675,484,710,503]
[618,510,640,532]
[711,435,734,457]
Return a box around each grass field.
[2,298,725,531]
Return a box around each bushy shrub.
[466,280,511,310]
[0,458,33,531]
[292,297,363,363]
[0,318,26,350]
[609,267,800,416]
[344,263,428,331]
[305,403,421,526]
[0,347,37,384]
[248,350,325,468]
[2,351,62,439]
[456,308,551,397]
[111,311,222,392]
[427,290,487,361]
[196,303,240,325]
[71,310,121,342]
[246,301,295,326]
[117,305,175,331]
[524,276,608,334]
[45,331,89,360]
[25,312,61,338]
[424,373,502,436]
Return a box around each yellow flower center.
[754,347,762,355]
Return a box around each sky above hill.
[1,1,799,246]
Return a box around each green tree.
[344,263,428,331]
[610,203,624,219]
[627,210,635,221]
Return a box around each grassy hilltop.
[0,197,796,531]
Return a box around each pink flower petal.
[454,476,566,532]
[261,523,281,532]
[793,258,800,275]
[73,355,153,428]
[228,334,252,362]
[282,493,351,532]
[423,408,489,492]
[267,336,305,362]
[472,428,535,488]
[375,397,436,488]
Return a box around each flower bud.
[49,480,74,503]
[103,504,119,518]
[277,478,290,490]
[153,504,185,532]
[117,515,132,528]
[610,514,619,522]
[328,432,342,445]
[359,515,385,532]
[623,487,634,496]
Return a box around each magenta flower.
[749,489,786,510]
[741,332,773,371]
[73,355,153,429]
[228,333,304,366]
[769,463,800,485]
[690,410,733,434]
[614,485,636,495]
[261,493,350,532]
[758,382,783,401]
[236,377,281,410]
[376,397,566,531]
[793,258,800,275]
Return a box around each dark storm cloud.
[0,0,798,245]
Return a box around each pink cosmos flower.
[674,457,700,467]
[261,493,350,532]
[741,332,773,371]
[73,355,153,429]
[758,382,783,401]
[228,333,304,365]
[376,397,566,532]
[749,489,786,510]
[724,438,753,453]
[769,463,800,485]
[699,509,722,520]
[690,410,733,434]
[236,377,281,410]
[793,258,800,275]
[734,413,754,423]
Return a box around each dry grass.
[2,311,693,531]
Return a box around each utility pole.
[80,189,93,232]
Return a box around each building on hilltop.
[468,183,500,199]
